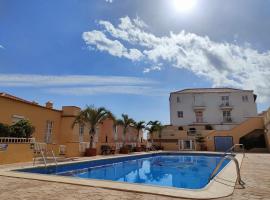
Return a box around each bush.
[9,120,35,138]
[205,124,213,130]
[0,123,11,137]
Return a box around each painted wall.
[0,144,33,164]
[170,89,257,130]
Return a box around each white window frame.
[79,124,84,142]
[221,96,230,106]
[45,120,53,143]
[223,111,232,122]
[195,111,203,123]
[242,95,249,102]
[176,96,181,103]
[177,111,183,118]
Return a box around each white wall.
[170,90,257,129]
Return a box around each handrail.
[51,149,58,167]
[40,150,47,168]
[224,144,245,157]
[209,155,245,186]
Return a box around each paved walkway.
[0,153,270,200]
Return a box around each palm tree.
[116,114,135,146]
[133,121,145,147]
[146,121,163,147]
[72,105,114,148]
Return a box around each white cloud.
[0,45,4,49]
[82,30,143,61]
[143,65,162,73]
[0,73,164,96]
[82,16,270,103]
[46,86,167,96]
[0,74,155,87]
[105,0,113,3]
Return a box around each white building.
[169,88,257,130]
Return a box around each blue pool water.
[16,153,230,189]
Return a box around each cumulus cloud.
[0,74,164,96]
[105,0,113,3]
[82,16,270,103]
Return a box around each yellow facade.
[0,93,144,161]
[150,115,269,152]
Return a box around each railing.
[209,155,245,186]
[224,144,245,157]
[79,142,90,153]
[0,137,35,144]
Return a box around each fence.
[0,137,35,144]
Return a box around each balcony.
[192,103,206,110]
[219,102,233,110]
[222,117,233,123]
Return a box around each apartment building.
[0,92,143,158]
[170,88,258,130]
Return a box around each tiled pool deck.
[0,153,269,200]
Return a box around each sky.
[0,0,270,124]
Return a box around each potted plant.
[72,106,114,156]
[195,132,207,151]
[116,114,134,154]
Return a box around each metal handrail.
[209,155,245,186]
[51,149,58,167]
[40,150,47,168]
[224,144,245,157]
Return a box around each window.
[177,111,183,118]
[114,125,118,141]
[79,124,84,142]
[242,95,248,102]
[195,111,203,123]
[221,96,230,106]
[45,120,53,143]
[223,111,232,122]
[12,115,25,124]
[176,96,181,103]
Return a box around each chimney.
[45,101,53,109]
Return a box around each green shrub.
[9,120,35,138]
[0,123,11,137]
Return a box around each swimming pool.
[16,153,230,189]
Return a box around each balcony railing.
[223,117,233,123]
[0,137,35,144]
[220,102,233,109]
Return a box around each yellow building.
[150,110,270,152]
[0,92,143,160]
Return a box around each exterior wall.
[0,97,62,144]
[170,89,257,130]
[0,94,145,161]
[205,117,264,151]
[263,108,270,151]
[0,144,33,164]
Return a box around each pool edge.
[0,151,243,199]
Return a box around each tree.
[195,132,206,150]
[133,121,145,147]
[9,120,35,138]
[146,120,163,145]
[0,123,11,137]
[116,114,135,146]
[72,105,114,148]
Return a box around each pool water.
[17,153,229,189]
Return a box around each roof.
[0,92,61,112]
[170,87,254,95]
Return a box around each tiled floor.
[0,153,270,200]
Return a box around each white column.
[190,140,193,150]
[181,140,184,150]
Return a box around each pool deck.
[0,153,270,200]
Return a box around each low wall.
[0,144,33,164]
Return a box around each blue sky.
[0,0,270,124]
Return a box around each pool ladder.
[33,148,58,168]
[208,144,245,186]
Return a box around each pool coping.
[0,151,243,199]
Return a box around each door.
[214,136,233,151]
